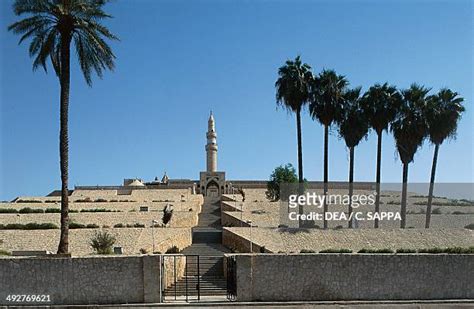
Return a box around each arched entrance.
[206,180,219,198]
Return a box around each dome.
[128,179,145,187]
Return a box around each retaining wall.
[0,255,162,305]
[233,253,474,301]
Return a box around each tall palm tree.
[424,89,465,228]
[309,69,348,229]
[8,0,118,254]
[361,83,402,228]
[336,87,369,228]
[391,84,429,228]
[275,56,313,184]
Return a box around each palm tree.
[275,56,313,184]
[424,89,465,228]
[309,69,348,229]
[391,84,429,228]
[336,87,369,228]
[8,0,118,254]
[361,83,402,228]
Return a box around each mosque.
[67,112,265,199]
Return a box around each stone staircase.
[163,198,229,299]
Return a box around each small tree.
[90,231,116,254]
[266,164,298,201]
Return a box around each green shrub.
[94,198,108,203]
[319,248,352,253]
[45,208,61,213]
[0,250,11,256]
[432,208,442,214]
[396,248,417,253]
[418,247,474,254]
[465,223,474,230]
[86,224,100,228]
[114,223,125,228]
[0,208,18,213]
[452,211,466,215]
[418,247,444,254]
[133,223,145,228]
[358,248,394,254]
[300,249,316,253]
[80,208,117,213]
[16,200,42,203]
[19,207,44,214]
[165,246,180,254]
[90,231,116,254]
[0,223,58,230]
[443,247,474,254]
[69,222,86,229]
[75,198,92,203]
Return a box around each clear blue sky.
[0,0,472,200]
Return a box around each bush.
[0,250,11,256]
[90,231,116,254]
[358,248,394,254]
[75,198,92,203]
[165,246,180,254]
[0,208,18,213]
[0,223,58,230]
[418,247,444,254]
[418,247,474,254]
[19,207,44,214]
[86,224,100,228]
[443,247,474,254]
[16,200,42,203]
[464,223,474,230]
[69,222,86,229]
[94,198,108,203]
[45,208,61,213]
[432,208,442,214]
[396,248,417,253]
[319,249,352,253]
[139,248,148,254]
[300,249,316,253]
[114,223,125,228]
[80,208,119,213]
[452,211,466,215]
[133,223,145,228]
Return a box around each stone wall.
[233,254,474,302]
[0,255,162,305]
[223,227,474,253]
[0,227,192,256]
[162,255,186,289]
[222,228,265,253]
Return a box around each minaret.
[206,111,218,172]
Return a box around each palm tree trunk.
[348,147,354,228]
[374,132,382,228]
[296,108,304,184]
[425,144,439,228]
[57,33,72,254]
[400,162,409,229]
[323,124,329,229]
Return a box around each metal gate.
[226,255,237,301]
[162,254,226,302]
